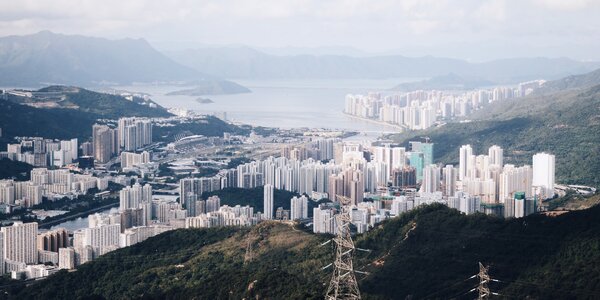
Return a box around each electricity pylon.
[477,262,491,300]
[325,196,361,300]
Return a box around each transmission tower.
[325,196,361,300]
[477,262,491,300]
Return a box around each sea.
[119,78,416,133]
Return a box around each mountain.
[8,203,600,299]
[0,31,248,95]
[168,46,600,83]
[388,69,600,188]
[391,73,495,91]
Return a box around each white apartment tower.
[290,195,308,220]
[459,145,473,181]
[1,222,38,264]
[263,184,274,220]
[532,152,555,199]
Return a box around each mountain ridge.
[0,31,248,95]
[168,46,600,84]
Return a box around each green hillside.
[390,83,600,187]
[9,203,600,299]
[201,186,330,216]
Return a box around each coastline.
[342,111,409,131]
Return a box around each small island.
[196,97,214,104]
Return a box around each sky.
[1,0,599,61]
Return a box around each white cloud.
[0,0,598,60]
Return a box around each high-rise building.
[120,151,150,169]
[93,124,116,164]
[2,222,38,264]
[391,166,417,189]
[443,165,457,197]
[459,145,473,181]
[58,247,75,270]
[420,164,440,194]
[118,117,153,151]
[290,195,308,220]
[37,228,68,252]
[488,145,504,167]
[532,152,555,199]
[409,152,424,182]
[263,184,274,220]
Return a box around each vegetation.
[0,87,171,141]
[0,159,33,181]
[202,187,301,212]
[153,115,248,142]
[8,203,600,299]
[390,83,600,187]
[11,223,331,299]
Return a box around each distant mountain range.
[168,46,600,84]
[0,31,248,95]
[391,73,496,91]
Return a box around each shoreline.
[342,112,409,131]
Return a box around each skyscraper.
[459,144,473,180]
[291,195,308,220]
[443,165,457,197]
[420,164,440,194]
[1,222,38,264]
[93,124,116,164]
[532,152,555,199]
[488,145,504,167]
[263,184,274,220]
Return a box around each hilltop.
[8,203,600,299]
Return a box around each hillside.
[0,158,33,181]
[5,86,171,119]
[169,46,599,83]
[389,81,600,187]
[534,68,600,94]
[0,31,247,94]
[201,187,331,216]
[0,87,172,141]
[9,203,600,299]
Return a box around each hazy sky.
[1,0,599,61]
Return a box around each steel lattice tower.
[477,262,491,300]
[325,196,361,300]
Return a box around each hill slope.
[389,78,600,187]
[0,87,172,141]
[9,204,600,299]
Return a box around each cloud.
[0,0,598,60]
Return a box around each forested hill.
[0,86,172,142]
[8,203,600,299]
